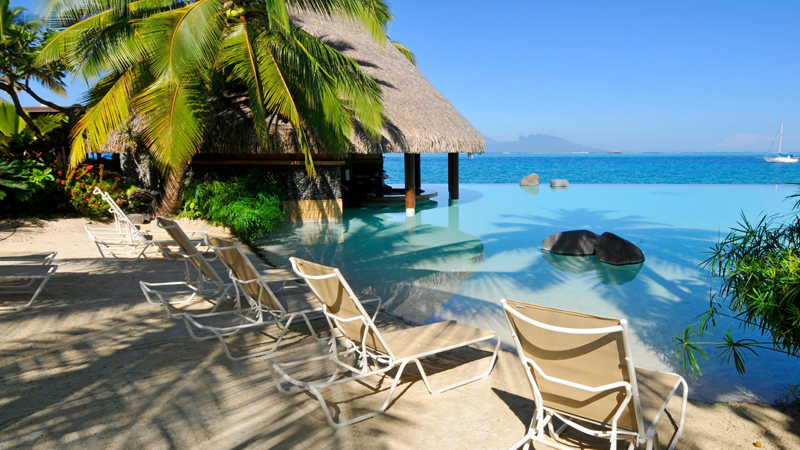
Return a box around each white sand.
[0,217,798,449]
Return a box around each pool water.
[257,183,800,402]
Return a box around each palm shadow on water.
[429,206,800,401]
[257,202,800,401]
[256,208,487,324]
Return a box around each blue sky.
[7,0,800,152]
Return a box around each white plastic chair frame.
[180,238,328,360]
[501,299,688,450]
[85,187,205,260]
[0,252,57,265]
[267,258,499,428]
[0,265,58,311]
[139,219,233,320]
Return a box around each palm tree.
[0,0,72,139]
[38,0,392,213]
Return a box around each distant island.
[484,134,606,153]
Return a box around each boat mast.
[779,123,783,154]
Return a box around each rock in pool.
[542,230,599,256]
[594,232,645,266]
[550,179,569,188]
[520,173,540,186]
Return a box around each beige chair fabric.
[205,236,283,311]
[159,218,223,284]
[502,299,687,450]
[267,258,499,428]
[504,299,637,430]
[181,237,323,361]
[0,252,57,264]
[0,264,58,311]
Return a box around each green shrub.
[0,157,53,202]
[181,170,286,243]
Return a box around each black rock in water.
[542,230,599,256]
[594,232,645,266]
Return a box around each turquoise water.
[258,183,800,402]
[384,153,800,184]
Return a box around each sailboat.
[765,124,798,163]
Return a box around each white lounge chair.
[180,236,338,360]
[85,187,205,260]
[501,299,688,450]
[0,264,58,311]
[0,251,57,265]
[267,258,499,428]
[139,218,235,319]
[140,218,303,320]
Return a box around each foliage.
[675,208,800,377]
[775,384,800,408]
[64,163,129,217]
[391,40,417,66]
[181,170,285,243]
[40,0,396,185]
[0,101,66,154]
[0,0,71,138]
[0,156,53,201]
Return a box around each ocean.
[383,152,800,185]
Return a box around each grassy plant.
[674,208,800,377]
[181,170,285,244]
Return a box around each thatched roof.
[103,10,484,155]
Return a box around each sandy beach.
[1,217,798,449]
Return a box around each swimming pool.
[257,183,800,402]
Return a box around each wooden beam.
[404,153,416,216]
[189,160,344,166]
[448,153,459,201]
[414,154,421,189]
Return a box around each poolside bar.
[100,10,484,219]
[405,154,416,215]
[448,153,459,201]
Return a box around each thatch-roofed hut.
[104,10,483,220]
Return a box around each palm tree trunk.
[155,165,186,216]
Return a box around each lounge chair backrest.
[290,258,392,358]
[205,236,282,312]
[502,299,643,433]
[92,187,146,242]
[157,217,222,284]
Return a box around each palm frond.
[142,0,223,80]
[131,72,206,171]
[391,40,416,66]
[69,70,133,165]
[217,20,271,144]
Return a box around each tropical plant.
[0,0,73,136]
[181,169,285,243]
[0,156,54,201]
[39,0,398,212]
[675,208,800,377]
[0,101,65,154]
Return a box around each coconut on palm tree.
[39,0,399,213]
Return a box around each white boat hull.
[765,156,798,163]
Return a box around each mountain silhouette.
[484,134,606,153]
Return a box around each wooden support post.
[404,153,416,216]
[414,154,421,189]
[448,152,459,201]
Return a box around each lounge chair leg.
[665,378,688,450]
[315,359,410,428]
[414,334,500,395]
